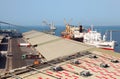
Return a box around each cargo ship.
[61,24,115,50]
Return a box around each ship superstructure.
[84,28,115,50]
[61,24,115,50]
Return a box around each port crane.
[42,20,56,35]
[63,18,73,35]
[0,21,25,37]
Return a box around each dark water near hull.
[2,25,120,53]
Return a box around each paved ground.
[10,38,27,69]
[7,38,38,69]
[0,37,42,75]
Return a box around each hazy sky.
[0,0,120,26]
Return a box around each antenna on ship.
[64,18,73,25]
[64,18,67,25]
[105,30,113,42]
[64,18,73,32]
[77,22,81,26]
[91,24,94,31]
[110,30,112,41]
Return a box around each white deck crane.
[42,20,56,35]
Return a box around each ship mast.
[110,30,112,41]
[91,24,94,31]
[64,18,72,33]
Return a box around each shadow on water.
[0,38,8,69]
[0,44,8,51]
[1,38,8,43]
[0,55,6,69]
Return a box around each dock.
[0,30,120,79]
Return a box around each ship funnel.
[79,25,83,33]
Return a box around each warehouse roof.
[23,30,92,61]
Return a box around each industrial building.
[1,30,120,79]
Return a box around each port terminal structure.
[0,30,120,79]
[0,21,120,79]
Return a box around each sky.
[0,0,120,26]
